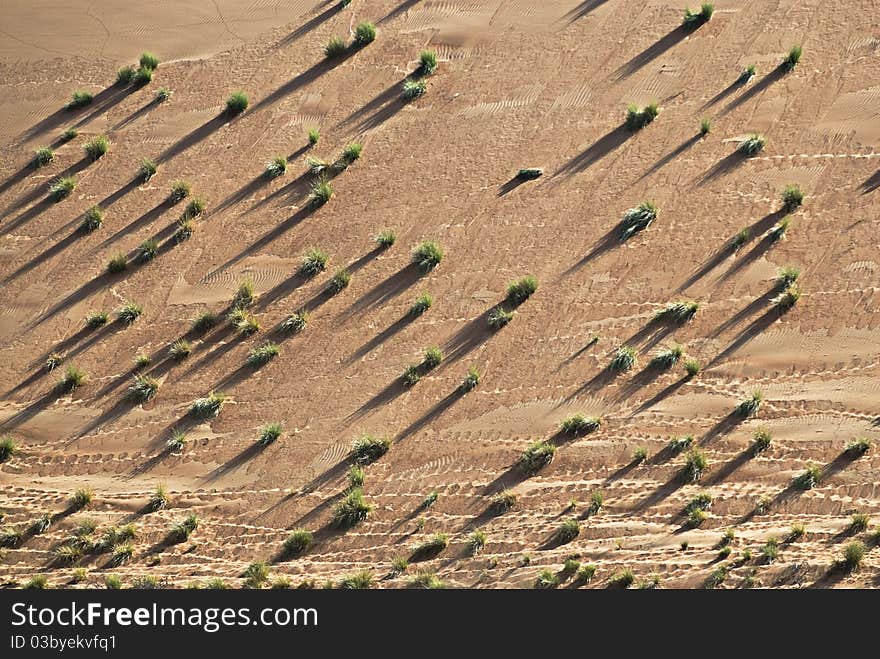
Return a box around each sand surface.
[0,0,879,589]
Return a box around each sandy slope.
[0,0,878,589]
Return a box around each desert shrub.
[308,177,334,208]
[45,353,63,371]
[257,422,283,446]
[135,159,158,184]
[767,215,791,242]
[247,342,280,367]
[773,284,800,311]
[417,49,438,76]
[116,301,143,326]
[650,343,683,369]
[117,66,136,85]
[739,64,756,84]
[793,464,821,490]
[738,133,766,155]
[85,310,109,328]
[62,126,79,140]
[519,441,556,475]
[229,278,256,310]
[535,569,559,589]
[280,311,309,333]
[781,184,804,211]
[284,529,313,556]
[760,537,779,563]
[422,346,443,370]
[787,523,805,542]
[410,533,449,560]
[168,340,192,360]
[173,219,193,243]
[190,310,217,333]
[49,175,77,201]
[70,488,93,510]
[412,240,443,271]
[656,300,699,324]
[352,434,390,464]
[682,447,708,482]
[487,307,514,329]
[58,365,88,392]
[559,414,601,435]
[243,561,269,588]
[608,569,635,588]
[849,513,870,534]
[103,575,122,589]
[844,437,871,457]
[229,309,260,335]
[166,429,187,452]
[169,514,199,543]
[705,565,727,589]
[83,135,110,161]
[668,434,694,454]
[67,90,93,109]
[189,391,226,418]
[25,575,50,590]
[409,293,433,317]
[841,541,865,571]
[111,543,134,565]
[324,36,347,58]
[406,571,445,589]
[683,358,702,377]
[147,484,168,512]
[338,571,374,589]
[337,142,363,169]
[638,574,662,589]
[490,489,517,513]
[354,21,376,46]
[306,156,328,175]
[225,91,249,116]
[133,353,151,369]
[506,275,538,305]
[264,156,288,179]
[783,45,802,72]
[573,563,597,586]
[0,437,19,462]
[390,556,409,575]
[327,268,351,294]
[516,167,543,180]
[402,79,427,101]
[374,229,396,248]
[139,51,159,70]
[735,389,763,417]
[307,127,320,145]
[731,227,751,251]
[332,488,373,528]
[156,87,172,102]
[181,197,205,220]
[55,544,83,565]
[34,146,55,168]
[609,345,637,372]
[685,493,713,516]
[700,117,711,136]
[459,365,480,393]
[683,3,714,27]
[624,102,659,131]
[127,375,160,403]
[619,201,658,239]
[347,465,365,489]
[556,518,581,544]
[775,266,800,290]
[587,491,604,516]
[169,180,191,203]
[751,427,772,455]
[132,67,153,86]
[297,249,329,279]
[467,530,487,555]
[419,491,439,510]
[138,238,159,262]
[633,446,648,463]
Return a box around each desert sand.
[0,0,878,589]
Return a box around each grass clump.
[307,127,320,145]
[137,158,158,182]
[284,529,313,555]
[156,87,172,102]
[228,309,260,336]
[85,310,109,328]
[840,541,865,571]
[83,135,110,161]
[264,155,288,179]
[556,518,581,544]
[231,278,256,309]
[773,284,801,311]
[656,300,699,324]
[668,434,694,454]
[506,275,538,305]
[138,238,159,262]
[650,343,684,369]
[49,176,77,201]
[327,268,351,294]
[127,375,160,403]
[300,248,329,277]
[280,311,309,334]
[423,346,443,369]
[0,437,19,462]
[336,142,363,170]
[45,353,63,371]
[67,90,93,109]
[609,345,637,372]
[519,441,556,475]
[559,414,601,435]
[751,427,772,455]
[490,489,517,513]
[257,422,283,446]
[62,126,79,141]
[116,301,143,325]
[71,488,93,510]
[700,117,711,136]
[332,488,373,528]
[247,342,280,367]
[347,465,365,489]
[844,437,871,457]
[683,3,714,28]
[783,45,802,72]
[375,229,396,248]
[535,569,560,589]
[168,340,192,360]
[459,365,480,393]
[682,447,708,482]
[117,66,135,85]
[166,429,187,453]
[169,514,199,543]
[402,79,427,101]
[225,91,249,116]
[739,64,756,84]
[354,22,377,46]
[735,389,763,417]
[191,310,217,332]
[169,180,190,203]
[683,358,702,377]
[619,200,658,240]
[417,49,438,76]
[412,240,443,271]
[243,561,269,589]
[516,167,543,179]
[139,52,159,70]
[467,530,487,555]
[34,146,55,168]
[58,365,88,392]
[848,513,870,533]
[147,484,168,512]
[793,464,821,490]
[624,102,659,131]
[408,572,444,589]
[189,391,226,418]
[487,306,514,329]
[308,178,333,207]
[409,293,433,317]
[776,266,800,290]
[739,133,766,155]
[633,446,648,463]
[410,533,449,560]
[608,569,635,589]
[325,36,347,58]
[351,434,390,464]
[338,571,374,589]
[781,184,804,211]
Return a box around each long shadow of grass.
[2,224,89,284]
[861,169,880,194]
[562,0,609,23]
[697,149,751,186]
[628,374,692,416]
[28,269,128,330]
[338,80,402,129]
[637,133,701,181]
[555,125,631,179]
[719,66,787,117]
[441,307,499,364]
[701,76,750,111]
[17,85,129,143]
[707,306,785,368]
[614,363,676,404]
[613,25,692,80]
[700,410,749,445]
[202,441,273,483]
[393,388,469,443]
[343,263,422,318]
[716,235,784,286]
[631,471,687,513]
[112,97,162,131]
[95,199,171,251]
[275,2,345,48]
[379,0,422,23]
[0,162,38,199]
[704,448,755,485]
[249,169,313,212]
[711,289,776,338]
[347,314,414,364]
[157,114,228,164]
